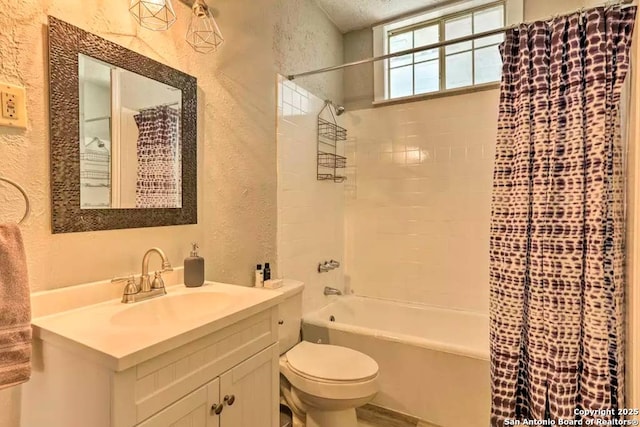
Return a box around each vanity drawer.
[112,307,278,425]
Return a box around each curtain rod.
[287,0,635,81]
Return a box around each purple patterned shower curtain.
[135,105,181,208]
[490,7,635,425]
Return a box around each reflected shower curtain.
[490,7,635,425]
[135,105,181,208]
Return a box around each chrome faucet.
[324,286,343,296]
[112,248,173,304]
[141,248,173,292]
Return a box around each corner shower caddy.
[317,101,347,183]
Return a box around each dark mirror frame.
[48,16,197,233]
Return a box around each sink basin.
[110,292,233,327]
[30,281,292,372]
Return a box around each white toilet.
[277,282,379,427]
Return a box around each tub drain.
[329,315,335,322]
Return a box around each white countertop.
[31,281,300,372]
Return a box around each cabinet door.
[137,378,220,427]
[219,344,279,427]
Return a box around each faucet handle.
[151,271,167,294]
[112,275,138,291]
[123,279,139,294]
[329,260,340,268]
[112,275,133,283]
[112,276,139,303]
[318,262,332,273]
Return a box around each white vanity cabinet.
[24,304,281,427]
[138,344,279,427]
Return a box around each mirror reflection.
[79,54,182,209]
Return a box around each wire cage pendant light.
[186,0,224,54]
[130,0,177,31]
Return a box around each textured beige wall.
[0,0,342,290]
[0,0,342,424]
[523,0,606,21]
[0,0,254,292]
[343,28,373,111]
[274,0,344,105]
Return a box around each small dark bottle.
[263,263,271,281]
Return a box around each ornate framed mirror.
[48,16,197,233]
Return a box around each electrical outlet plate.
[0,83,27,129]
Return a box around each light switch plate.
[0,83,27,129]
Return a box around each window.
[385,2,505,100]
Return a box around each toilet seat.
[286,341,378,382]
[280,342,379,400]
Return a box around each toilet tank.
[277,281,304,354]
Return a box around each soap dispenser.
[184,243,204,288]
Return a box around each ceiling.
[314,0,453,33]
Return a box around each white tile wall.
[277,76,345,314]
[343,90,500,314]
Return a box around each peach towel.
[0,224,31,389]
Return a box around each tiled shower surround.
[277,76,345,314]
[277,79,498,315]
[343,89,499,314]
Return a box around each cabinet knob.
[211,403,224,415]
[278,320,284,325]
[224,394,236,406]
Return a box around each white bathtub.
[302,296,490,427]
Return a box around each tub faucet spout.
[324,286,343,296]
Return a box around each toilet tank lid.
[278,279,304,298]
[286,341,378,382]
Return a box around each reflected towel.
[0,224,31,389]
